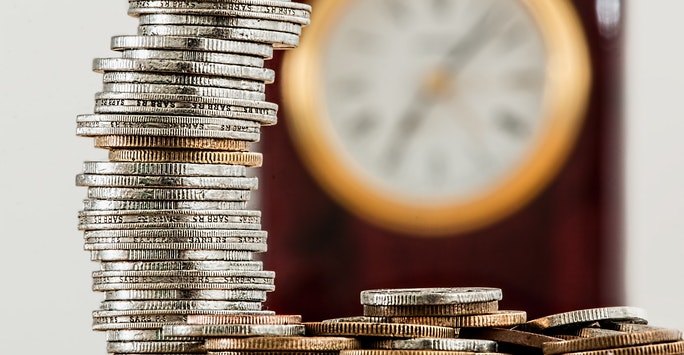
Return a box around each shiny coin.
[102,71,266,92]
[138,14,302,34]
[187,314,302,325]
[90,249,254,261]
[102,82,266,101]
[84,242,267,252]
[106,329,194,341]
[103,289,268,301]
[361,287,503,306]
[93,58,275,83]
[109,149,263,167]
[87,187,251,201]
[84,228,267,240]
[163,323,305,337]
[100,300,263,311]
[111,35,274,58]
[137,24,299,48]
[83,199,247,211]
[368,338,497,352]
[448,310,527,328]
[121,48,265,66]
[107,340,205,353]
[82,161,247,176]
[77,174,258,189]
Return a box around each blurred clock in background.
[262,0,624,321]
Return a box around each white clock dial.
[322,0,547,202]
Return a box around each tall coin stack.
[75,1,312,354]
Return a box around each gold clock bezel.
[281,0,591,236]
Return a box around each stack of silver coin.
[75,1,311,354]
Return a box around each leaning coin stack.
[75,1,311,354]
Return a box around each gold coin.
[363,301,498,317]
[542,328,683,355]
[109,149,263,167]
[187,314,302,325]
[205,336,361,351]
[304,322,455,338]
[95,136,250,151]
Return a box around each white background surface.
[0,0,681,353]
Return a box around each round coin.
[106,340,205,353]
[121,48,265,67]
[458,327,562,349]
[111,35,274,58]
[163,323,305,337]
[542,327,683,355]
[77,175,258,189]
[137,24,299,48]
[303,322,455,339]
[84,242,267,252]
[360,288,503,306]
[103,289,268,301]
[93,136,250,151]
[367,338,498,352]
[137,14,302,35]
[84,229,267,239]
[84,200,247,211]
[87,187,251,201]
[102,82,266,101]
[102,72,266,92]
[448,310,527,328]
[187,314,302,325]
[82,161,247,176]
[205,336,361,351]
[109,149,263,166]
[100,300,263,311]
[93,58,275,83]
[520,307,648,332]
[363,301,499,317]
[90,249,254,261]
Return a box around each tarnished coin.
[448,310,527,328]
[364,301,499,317]
[187,314,302,325]
[163,323,305,337]
[103,289,268,301]
[109,149,263,167]
[547,341,684,355]
[303,322,455,338]
[205,336,361,351]
[520,307,648,332]
[340,351,504,355]
[361,288,503,306]
[459,327,563,349]
[542,327,683,355]
[82,161,248,176]
[367,338,498,352]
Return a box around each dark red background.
[261,0,625,321]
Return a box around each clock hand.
[443,5,508,71]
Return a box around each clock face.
[322,0,547,203]
[282,0,590,235]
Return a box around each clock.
[280,0,591,235]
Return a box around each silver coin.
[93,282,275,292]
[77,126,260,141]
[100,260,263,272]
[106,329,196,342]
[78,211,261,231]
[91,249,254,261]
[83,199,248,211]
[163,323,305,337]
[93,269,275,279]
[138,25,299,48]
[87,187,251,201]
[93,92,277,125]
[111,35,274,58]
[82,161,248,177]
[84,242,267,253]
[103,289,268,301]
[93,309,275,330]
[100,300,263,311]
[368,338,498,352]
[106,340,205,353]
[128,1,312,26]
[520,306,649,331]
[93,58,275,83]
[77,113,262,133]
[102,82,266,101]
[85,233,266,245]
[84,228,267,240]
[102,72,266,92]
[77,174,258,189]
[138,14,302,35]
[360,287,503,306]
[121,49,265,67]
